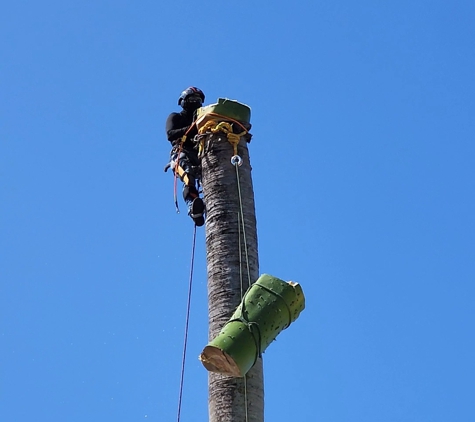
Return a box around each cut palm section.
[199,274,305,377]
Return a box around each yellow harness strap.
[173,136,191,187]
[176,164,191,185]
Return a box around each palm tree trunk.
[201,132,264,422]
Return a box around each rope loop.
[197,119,248,157]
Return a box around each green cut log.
[196,98,251,126]
[199,274,305,377]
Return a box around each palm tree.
[201,131,264,422]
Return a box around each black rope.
[176,224,197,422]
[253,281,293,329]
[228,287,263,365]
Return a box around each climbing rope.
[238,212,250,422]
[238,212,244,298]
[197,119,248,158]
[234,156,251,422]
[176,224,197,422]
[234,158,252,287]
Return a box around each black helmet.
[178,87,205,106]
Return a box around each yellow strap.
[176,165,190,185]
[198,120,247,156]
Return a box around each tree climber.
[165,86,205,227]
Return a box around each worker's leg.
[177,152,205,226]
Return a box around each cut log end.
[199,345,243,377]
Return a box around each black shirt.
[165,109,198,150]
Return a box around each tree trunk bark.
[201,132,264,422]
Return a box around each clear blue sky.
[1,1,474,421]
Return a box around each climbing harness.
[168,123,200,214]
[169,114,248,215]
[176,224,197,422]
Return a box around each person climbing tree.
[165,86,206,226]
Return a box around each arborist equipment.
[164,124,200,214]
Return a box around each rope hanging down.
[234,156,251,422]
[176,224,197,422]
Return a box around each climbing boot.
[189,197,205,227]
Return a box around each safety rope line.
[234,157,251,422]
[176,224,197,422]
[237,211,249,422]
[235,161,252,286]
[238,212,243,299]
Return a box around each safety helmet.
[178,87,205,106]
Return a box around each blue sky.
[1,1,474,421]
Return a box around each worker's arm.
[165,113,190,143]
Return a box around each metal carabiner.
[231,155,243,167]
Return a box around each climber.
[165,86,205,226]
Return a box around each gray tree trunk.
[201,132,264,422]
